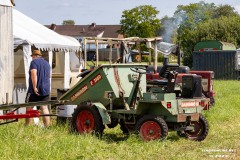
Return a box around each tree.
[212,4,239,19]
[62,20,75,25]
[119,5,161,38]
[195,16,240,47]
[172,1,240,67]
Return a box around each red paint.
[140,121,161,141]
[89,73,102,86]
[76,110,95,134]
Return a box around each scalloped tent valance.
[13,9,80,52]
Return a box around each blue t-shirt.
[27,58,50,96]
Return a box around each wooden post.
[137,41,142,63]
[109,39,112,64]
[148,48,152,65]
[84,39,87,69]
[154,39,158,73]
[95,39,99,66]
[122,42,126,64]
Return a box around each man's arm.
[31,69,39,95]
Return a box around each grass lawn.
[0,80,239,159]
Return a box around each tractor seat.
[147,79,168,86]
[147,64,179,92]
[159,64,179,79]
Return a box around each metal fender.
[93,102,111,124]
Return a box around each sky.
[14,0,240,25]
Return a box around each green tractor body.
[60,64,209,141]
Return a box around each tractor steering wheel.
[130,67,147,74]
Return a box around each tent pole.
[96,39,99,66]
[84,39,87,69]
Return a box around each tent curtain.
[64,51,70,89]
[48,50,53,95]
[23,45,31,89]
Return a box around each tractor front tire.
[107,118,119,128]
[184,114,209,141]
[135,115,168,141]
[71,105,105,137]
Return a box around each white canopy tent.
[13,9,81,90]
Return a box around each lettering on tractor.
[181,101,199,108]
[89,73,102,86]
[71,84,88,101]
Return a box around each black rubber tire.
[71,105,105,137]
[210,97,215,106]
[107,118,119,128]
[184,114,209,141]
[135,115,168,141]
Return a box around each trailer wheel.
[184,114,209,141]
[135,115,168,141]
[71,105,104,136]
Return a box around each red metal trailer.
[0,100,63,125]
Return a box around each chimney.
[89,22,96,28]
[49,24,57,31]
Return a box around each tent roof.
[13,9,80,51]
[0,0,13,6]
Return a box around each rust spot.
[177,114,186,122]
[191,113,199,121]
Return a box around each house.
[45,23,123,43]
[45,23,124,61]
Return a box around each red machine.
[146,66,216,110]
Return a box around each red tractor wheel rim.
[185,121,203,137]
[76,110,95,134]
[140,121,161,141]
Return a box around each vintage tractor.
[147,66,215,109]
[146,42,215,108]
[59,63,210,141]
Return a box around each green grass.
[0,80,240,159]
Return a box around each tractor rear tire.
[135,115,168,141]
[71,105,105,137]
[184,114,209,141]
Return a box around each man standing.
[25,50,51,127]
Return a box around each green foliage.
[157,54,164,62]
[171,1,240,67]
[0,81,239,159]
[119,5,161,38]
[213,4,239,19]
[62,20,75,25]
